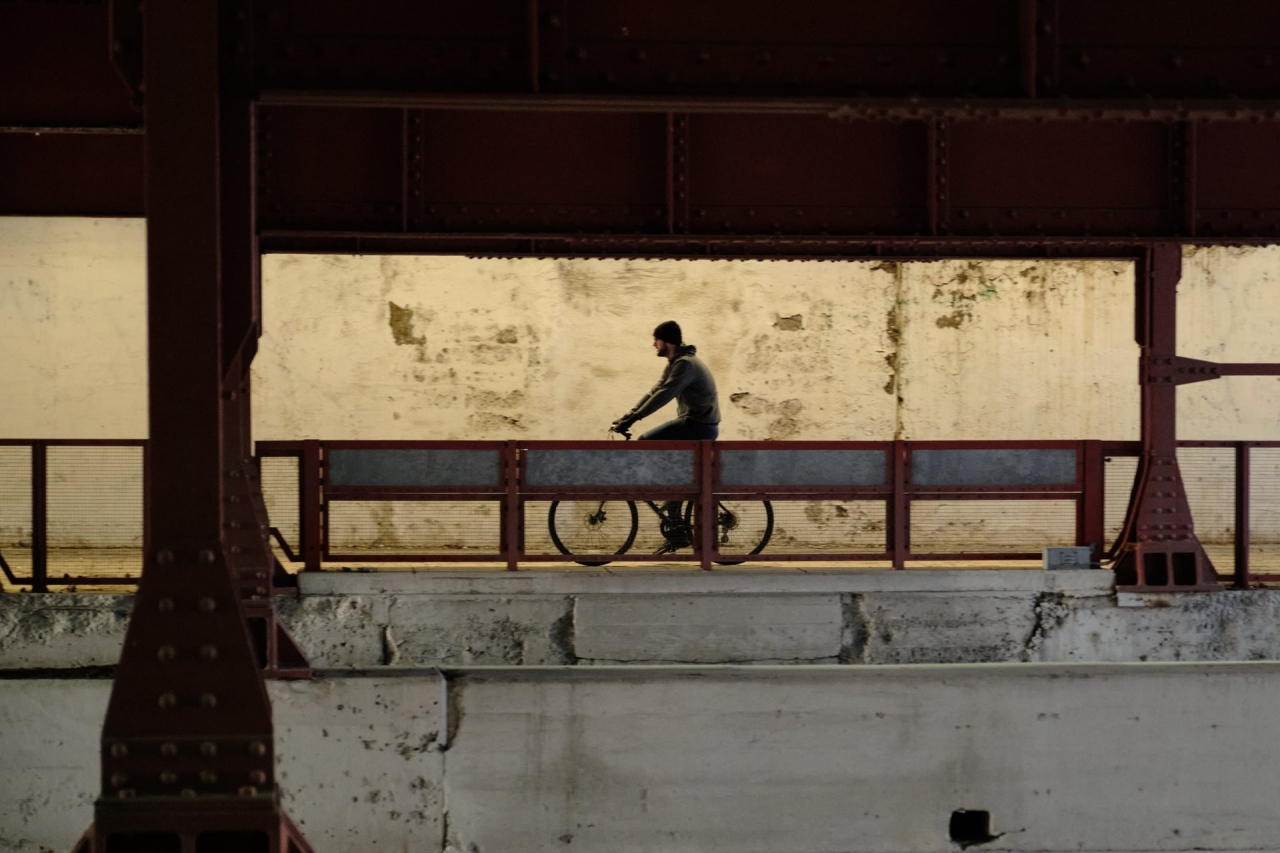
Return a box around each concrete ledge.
[298,568,1114,596]
[8,572,1280,670]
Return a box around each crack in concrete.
[1023,592,1070,662]
[549,597,578,665]
[839,593,871,664]
[382,625,402,666]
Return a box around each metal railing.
[256,438,1110,572]
[0,439,149,591]
[5,437,1279,588]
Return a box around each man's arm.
[615,360,694,427]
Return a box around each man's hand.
[610,417,634,436]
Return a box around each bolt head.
[200,644,219,661]
[160,771,177,785]
[199,770,217,785]
[157,692,177,710]
[156,645,176,662]
[156,549,175,566]
[198,597,217,613]
[200,693,218,710]
[181,788,197,798]
[200,741,217,757]
[249,741,268,757]
[109,743,128,759]
[249,770,268,785]
[157,598,175,613]
[198,549,217,565]
[161,742,177,758]
[110,772,128,787]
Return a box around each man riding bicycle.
[610,320,720,441]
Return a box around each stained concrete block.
[384,594,574,666]
[0,679,106,851]
[859,592,1041,664]
[443,663,1280,853]
[0,676,446,853]
[574,594,844,663]
[0,593,131,669]
[272,674,446,852]
[273,593,384,668]
[1043,590,1280,663]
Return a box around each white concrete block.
[0,676,447,853]
[384,594,574,666]
[0,594,131,669]
[444,663,1280,853]
[574,594,844,662]
[272,674,446,851]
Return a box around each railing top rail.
[321,439,507,450]
[0,438,148,446]
[519,440,701,450]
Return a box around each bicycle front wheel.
[548,500,639,566]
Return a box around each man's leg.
[639,417,694,440]
[637,418,694,523]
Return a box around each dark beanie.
[653,320,682,345]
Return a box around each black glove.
[611,417,634,434]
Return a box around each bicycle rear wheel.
[691,500,773,565]
[548,500,639,566]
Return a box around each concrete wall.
[5,219,1280,556]
[4,663,1280,853]
[253,254,1144,442]
[8,571,1280,672]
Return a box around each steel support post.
[1110,245,1221,591]
[88,1,314,849]
[300,440,322,572]
[1079,440,1106,563]
[698,441,715,571]
[503,441,521,571]
[31,441,48,593]
[1234,443,1250,588]
[890,440,908,569]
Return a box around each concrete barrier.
[3,663,1280,852]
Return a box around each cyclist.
[610,321,720,549]
[611,320,720,440]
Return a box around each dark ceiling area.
[4,0,1280,257]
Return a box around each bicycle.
[546,427,774,566]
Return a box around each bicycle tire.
[548,500,639,566]
[682,500,774,565]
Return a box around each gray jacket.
[623,344,720,425]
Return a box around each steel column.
[89,0,314,848]
[1110,244,1221,590]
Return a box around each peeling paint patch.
[774,314,804,331]
[388,302,426,347]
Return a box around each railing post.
[301,439,322,571]
[1080,440,1106,564]
[890,440,907,570]
[699,441,715,570]
[1235,443,1250,588]
[504,440,521,571]
[31,441,48,593]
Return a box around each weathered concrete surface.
[444,663,1280,853]
[10,571,1280,671]
[0,675,446,853]
[0,593,132,669]
[10,663,1280,853]
[575,593,845,663]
